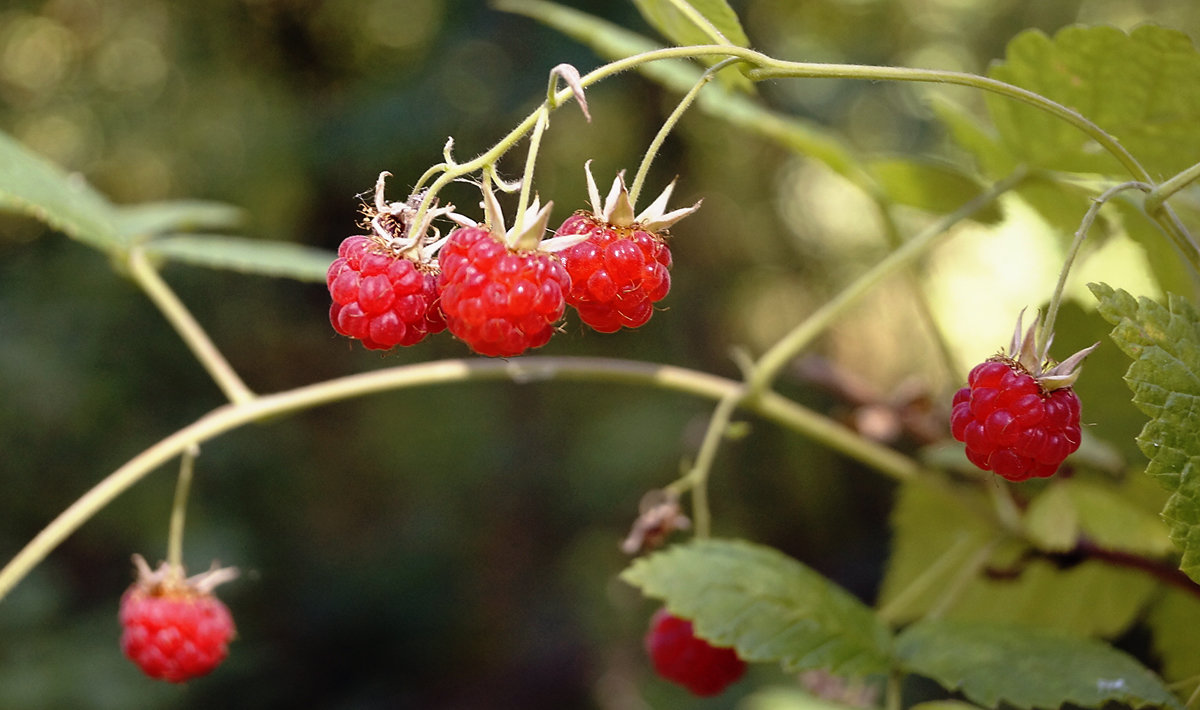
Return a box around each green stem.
[1145,158,1200,216]
[1038,180,1152,359]
[876,533,976,625]
[747,167,1028,396]
[167,444,199,570]
[665,388,744,538]
[629,58,736,206]
[0,355,922,603]
[126,249,255,405]
[512,108,550,242]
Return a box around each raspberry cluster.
[119,556,238,683]
[645,607,746,697]
[326,168,701,356]
[951,358,1082,481]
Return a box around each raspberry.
[327,235,445,350]
[555,162,700,332]
[950,358,1082,481]
[327,172,453,350]
[437,225,570,357]
[119,555,238,683]
[950,313,1097,482]
[645,607,746,697]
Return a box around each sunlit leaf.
[1091,282,1200,583]
[621,538,893,676]
[898,619,1182,710]
[0,130,124,253]
[880,479,1157,637]
[987,25,1200,178]
[631,0,749,47]
[143,235,335,282]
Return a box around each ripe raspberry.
[119,555,238,683]
[327,172,452,350]
[645,607,746,697]
[438,183,579,357]
[438,224,570,357]
[555,162,700,332]
[950,313,1097,481]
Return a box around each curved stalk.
[126,249,255,405]
[0,356,922,603]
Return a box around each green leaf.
[631,0,750,48]
[0,130,124,253]
[866,157,1003,223]
[112,200,245,242]
[1067,479,1174,556]
[987,25,1200,178]
[740,686,877,710]
[621,538,893,676]
[496,0,865,183]
[1112,198,1199,301]
[1146,587,1200,683]
[142,235,336,282]
[929,95,1016,180]
[630,0,752,90]
[897,619,1182,710]
[1023,482,1078,552]
[1090,282,1200,583]
[880,479,1157,637]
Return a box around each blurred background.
[0,1,1196,707]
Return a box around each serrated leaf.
[496,0,865,183]
[867,157,1002,223]
[631,0,749,47]
[142,235,336,282]
[1090,282,1200,583]
[1146,587,1200,682]
[987,25,1200,178]
[898,619,1182,710]
[0,130,124,252]
[621,538,893,676]
[112,200,245,242]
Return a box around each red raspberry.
[950,358,1082,481]
[556,162,700,332]
[119,555,238,683]
[327,172,453,350]
[645,607,746,697]
[437,225,569,357]
[327,235,445,350]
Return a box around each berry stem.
[1037,180,1152,363]
[167,444,199,573]
[628,58,737,207]
[1145,158,1200,225]
[746,168,1028,397]
[512,108,551,243]
[0,355,922,603]
[127,248,255,406]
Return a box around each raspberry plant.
[4,1,1200,707]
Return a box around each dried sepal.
[996,309,1098,392]
[577,160,701,232]
[621,490,691,555]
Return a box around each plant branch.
[0,356,923,603]
[126,248,255,405]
